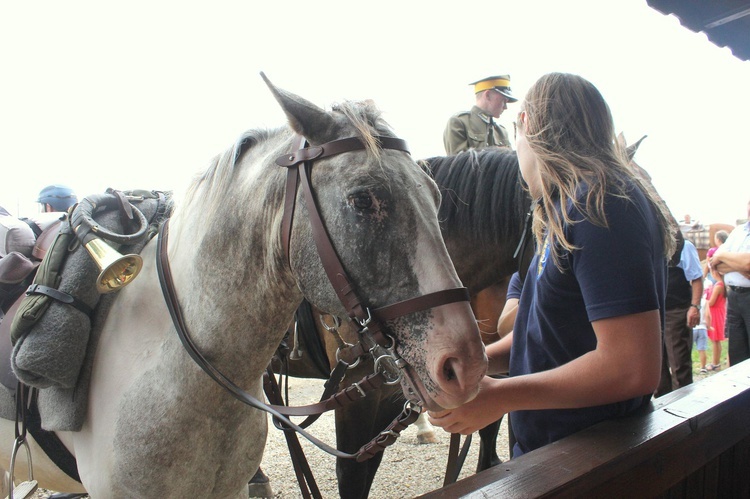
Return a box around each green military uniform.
[444,74,517,155]
[443,105,512,154]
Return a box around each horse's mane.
[420,147,528,245]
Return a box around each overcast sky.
[2,0,748,226]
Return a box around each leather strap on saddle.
[25,284,92,316]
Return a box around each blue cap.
[37,184,78,211]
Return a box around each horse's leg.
[476,418,503,472]
[334,386,402,499]
[414,412,437,444]
[247,467,273,498]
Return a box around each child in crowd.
[703,230,729,283]
[695,271,711,374]
[705,266,727,371]
[693,322,709,374]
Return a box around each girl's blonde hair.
[518,72,675,266]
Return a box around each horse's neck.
[164,145,301,381]
[164,219,299,378]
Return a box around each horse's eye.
[349,192,373,210]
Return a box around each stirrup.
[5,437,38,499]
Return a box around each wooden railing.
[420,359,750,498]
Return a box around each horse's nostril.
[444,363,457,382]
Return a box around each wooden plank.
[418,360,750,498]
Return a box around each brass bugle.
[84,238,143,293]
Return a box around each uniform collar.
[472,106,494,124]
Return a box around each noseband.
[277,134,470,400]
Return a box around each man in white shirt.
[711,198,750,365]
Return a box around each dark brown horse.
[268,146,532,498]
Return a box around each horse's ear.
[625,134,648,161]
[616,132,627,150]
[260,72,337,144]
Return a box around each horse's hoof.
[248,469,274,498]
[248,481,274,498]
[416,431,438,444]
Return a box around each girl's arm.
[497,298,519,339]
[707,282,724,307]
[428,310,661,435]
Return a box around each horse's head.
[265,74,487,411]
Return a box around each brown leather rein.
[155,133,470,462]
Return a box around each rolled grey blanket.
[11,217,101,389]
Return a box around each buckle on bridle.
[357,308,372,328]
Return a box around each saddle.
[0,219,62,392]
[0,216,62,312]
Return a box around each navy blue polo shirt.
[509,181,667,457]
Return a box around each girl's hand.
[427,377,506,435]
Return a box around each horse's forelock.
[331,100,390,159]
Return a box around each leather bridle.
[277,133,470,399]
[156,132,471,462]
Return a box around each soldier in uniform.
[443,74,518,154]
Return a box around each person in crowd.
[428,72,675,458]
[704,230,729,283]
[443,74,518,154]
[711,198,750,366]
[37,184,78,213]
[679,214,701,237]
[655,231,703,397]
[20,185,79,238]
[693,321,709,374]
[704,265,727,371]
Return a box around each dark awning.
[647,0,750,61]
